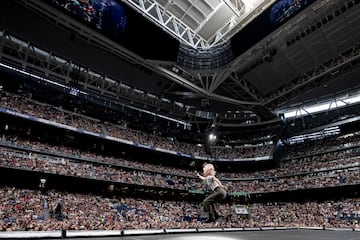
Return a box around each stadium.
[0,0,359,239]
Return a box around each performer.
[196,163,227,223]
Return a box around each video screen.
[47,0,179,61]
[50,0,126,38]
[269,0,312,25]
[231,0,315,58]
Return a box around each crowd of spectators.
[0,90,272,159]
[0,186,359,231]
[1,134,359,194]
[1,90,360,231]
[283,133,360,160]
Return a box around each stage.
[46,229,359,240]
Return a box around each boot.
[204,213,215,223]
[214,212,223,220]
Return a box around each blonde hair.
[203,163,214,171]
[203,163,216,176]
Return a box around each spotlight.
[208,133,217,141]
[39,178,47,194]
[39,178,46,188]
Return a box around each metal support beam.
[156,65,263,106]
[230,74,262,102]
[126,0,206,48]
[265,44,360,107]
[0,30,187,116]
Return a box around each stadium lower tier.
[0,186,359,231]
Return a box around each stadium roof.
[1,0,360,125]
[125,0,276,48]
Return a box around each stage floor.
[51,229,360,240]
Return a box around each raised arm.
[196,172,206,181]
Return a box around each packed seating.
[1,89,360,231]
[1,135,359,194]
[0,187,358,231]
[0,90,272,159]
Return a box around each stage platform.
[1,228,359,239]
[39,229,359,240]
